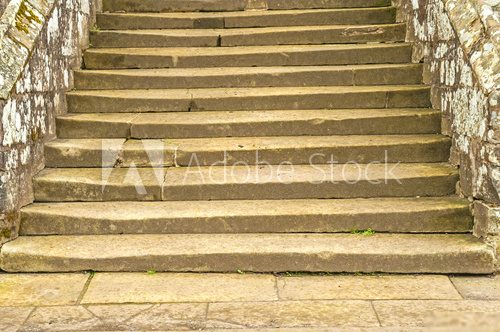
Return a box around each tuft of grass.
[351,228,376,236]
[147,270,157,275]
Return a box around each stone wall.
[394,0,500,266]
[0,0,98,244]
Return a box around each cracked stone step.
[90,24,406,48]
[44,135,451,168]
[56,109,441,139]
[102,0,392,13]
[66,86,430,113]
[0,233,493,273]
[19,197,473,235]
[83,43,412,69]
[74,64,423,90]
[32,164,457,202]
[97,8,397,30]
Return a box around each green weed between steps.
[350,228,376,236]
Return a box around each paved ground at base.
[0,273,498,331]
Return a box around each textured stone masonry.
[0,0,98,244]
[394,0,500,267]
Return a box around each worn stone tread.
[162,163,457,200]
[267,0,392,10]
[19,197,473,235]
[0,233,493,273]
[102,0,392,13]
[67,85,430,113]
[56,109,441,139]
[74,64,423,89]
[44,135,451,167]
[97,8,396,30]
[32,163,457,202]
[90,24,406,48]
[103,0,248,12]
[83,43,412,69]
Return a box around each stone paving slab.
[450,275,500,300]
[82,273,277,304]
[0,273,498,330]
[206,300,379,329]
[0,307,33,332]
[373,300,500,328]
[0,273,89,306]
[276,275,462,300]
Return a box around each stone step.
[97,8,396,30]
[44,135,451,168]
[56,109,441,139]
[102,0,392,13]
[103,0,248,12]
[83,43,412,69]
[0,233,493,273]
[74,64,423,90]
[32,163,458,202]
[90,24,406,48]
[67,86,430,113]
[267,0,392,10]
[19,197,473,235]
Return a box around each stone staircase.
[0,0,495,273]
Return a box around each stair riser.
[57,112,441,139]
[83,45,412,69]
[33,174,458,202]
[74,66,423,90]
[162,177,458,201]
[1,251,491,273]
[97,8,396,30]
[90,25,405,48]
[20,208,472,235]
[102,0,392,13]
[67,89,430,113]
[103,0,247,12]
[267,0,392,10]
[44,141,451,168]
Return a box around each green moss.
[15,1,42,34]
[0,228,12,239]
[350,229,376,236]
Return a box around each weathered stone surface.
[82,273,277,303]
[33,168,164,201]
[0,0,98,245]
[373,300,500,327]
[97,7,397,30]
[277,275,461,300]
[90,24,406,48]
[0,233,493,273]
[83,43,412,69]
[0,273,88,306]
[206,300,379,328]
[103,0,247,12]
[473,200,500,237]
[56,109,441,139]
[163,163,457,201]
[0,307,33,332]
[74,64,423,90]
[266,0,391,10]
[19,197,473,235]
[395,0,500,265]
[451,275,500,300]
[66,86,430,113]
[44,135,451,168]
